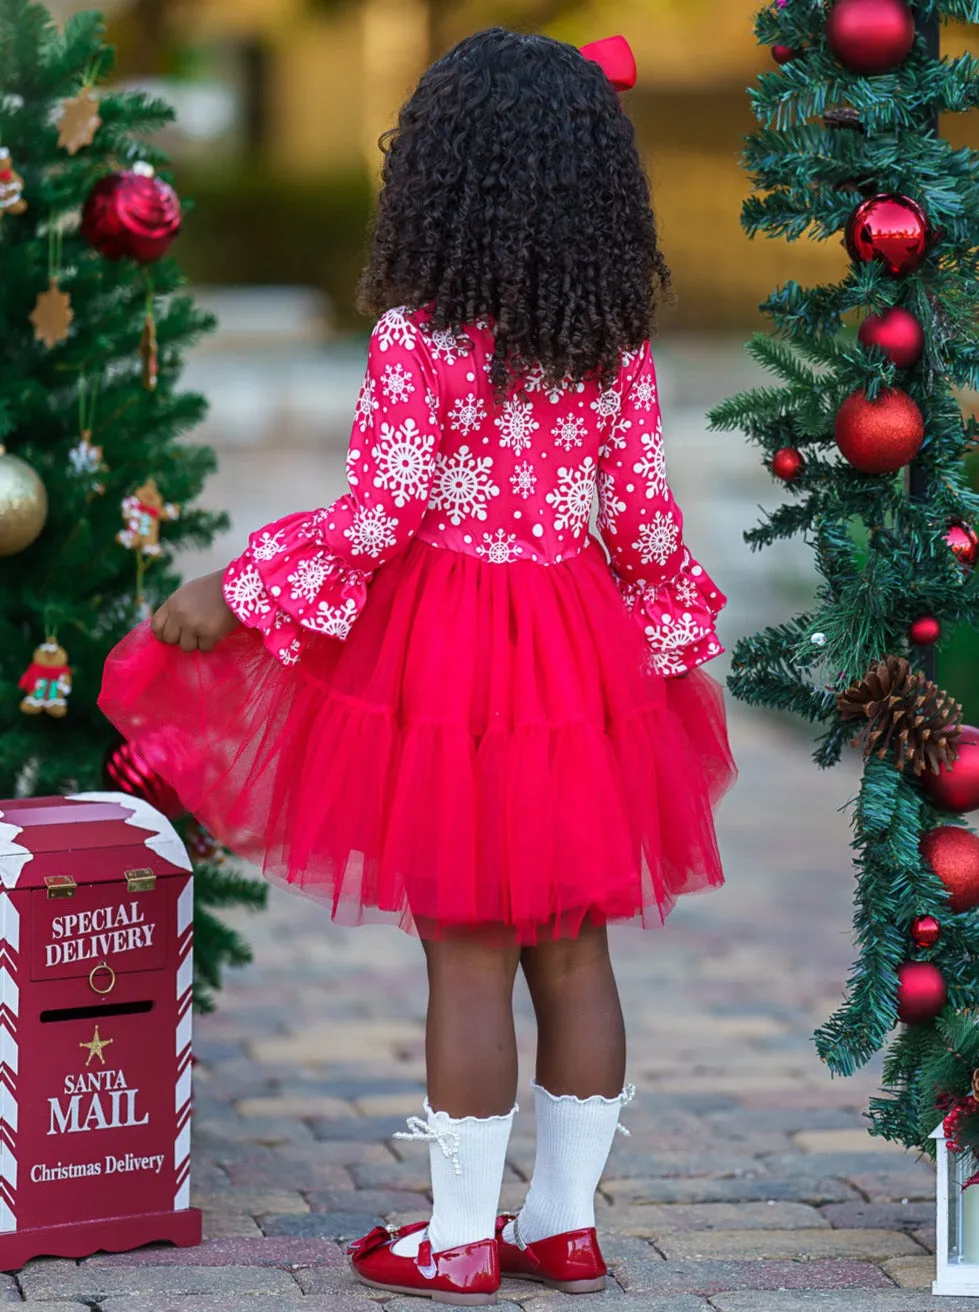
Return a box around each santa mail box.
[0,791,201,1270]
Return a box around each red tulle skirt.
[99,538,735,943]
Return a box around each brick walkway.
[9,703,978,1310]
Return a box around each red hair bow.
[579,35,637,92]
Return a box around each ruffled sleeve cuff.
[222,511,373,666]
[615,549,726,677]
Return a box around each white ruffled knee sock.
[391,1100,516,1257]
[503,1082,634,1247]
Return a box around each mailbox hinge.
[44,875,76,899]
[125,868,156,893]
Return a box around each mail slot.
[0,791,201,1270]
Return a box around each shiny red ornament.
[772,447,805,481]
[104,737,184,819]
[896,961,946,1024]
[834,387,924,474]
[922,726,979,815]
[946,522,979,571]
[81,163,181,263]
[857,307,925,369]
[908,614,941,647]
[921,826,979,914]
[826,0,915,75]
[772,44,800,63]
[910,914,941,948]
[845,195,932,277]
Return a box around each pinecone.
[824,107,864,132]
[836,655,963,776]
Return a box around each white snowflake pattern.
[633,421,668,500]
[620,346,643,369]
[599,416,632,459]
[551,414,586,452]
[375,307,418,352]
[590,387,622,426]
[425,389,439,425]
[597,469,626,537]
[424,324,469,365]
[380,362,416,405]
[674,570,702,609]
[354,376,379,432]
[526,365,578,404]
[644,612,713,677]
[510,462,537,500]
[449,392,488,437]
[476,529,523,564]
[371,418,436,508]
[345,446,363,488]
[634,511,680,567]
[429,445,500,525]
[279,639,303,667]
[225,564,270,619]
[344,504,400,558]
[287,556,329,603]
[545,457,597,535]
[251,529,287,561]
[632,374,657,413]
[496,399,540,456]
[308,597,360,639]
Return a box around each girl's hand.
[151,570,240,653]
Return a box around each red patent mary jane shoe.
[495,1214,607,1294]
[348,1222,500,1306]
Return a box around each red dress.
[99,307,736,943]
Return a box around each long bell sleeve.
[596,345,726,676]
[222,308,442,665]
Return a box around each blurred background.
[55,0,979,713]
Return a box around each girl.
[100,28,735,1307]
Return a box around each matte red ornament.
[772,447,805,481]
[772,44,800,64]
[908,614,941,647]
[104,739,184,820]
[858,307,925,369]
[81,163,181,263]
[834,387,924,474]
[910,914,941,948]
[946,522,979,571]
[921,826,979,914]
[896,961,946,1024]
[845,195,932,277]
[826,0,915,75]
[922,726,979,815]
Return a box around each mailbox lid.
[0,791,191,889]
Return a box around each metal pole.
[910,9,941,682]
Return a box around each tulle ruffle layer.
[100,537,735,943]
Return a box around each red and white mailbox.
[0,792,201,1270]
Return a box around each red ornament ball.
[772,44,800,63]
[827,0,915,75]
[772,447,805,481]
[910,914,941,949]
[946,522,979,571]
[897,961,947,1024]
[104,738,184,820]
[921,826,979,913]
[908,614,941,647]
[834,387,924,474]
[858,307,925,369]
[81,163,181,263]
[845,195,932,277]
[922,726,979,816]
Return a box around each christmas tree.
[710,0,979,1152]
[0,0,266,1011]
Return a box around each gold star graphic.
[57,89,101,155]
[80,1025,113,1067]
[29,278,73,349]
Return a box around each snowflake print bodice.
[223,306,726,674]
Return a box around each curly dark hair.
[357,27,671,397]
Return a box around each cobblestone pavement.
[10,335,974,1307]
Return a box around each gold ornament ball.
[0,446,48,556]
